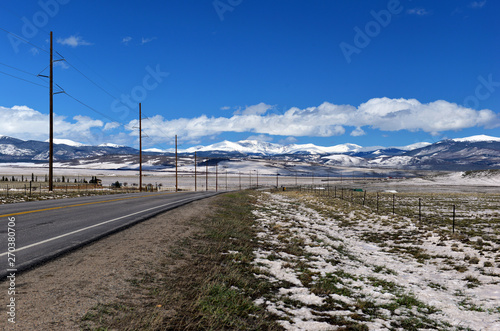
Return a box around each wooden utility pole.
[175,135,178,192]
[49,31,54,191]
[205,160,208,191]
[194,151,197,191]
[139,103,142,192]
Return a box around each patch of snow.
[452,134,500,143]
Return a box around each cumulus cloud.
[279,136,298,145]
[56,36,93,47]
[233,103,273,115]
[129,98,498,143]
[350,127,366,137]
[0,105,107,143]
[2,98,497,147]
[246,134,273,142]
[104,122,121,131]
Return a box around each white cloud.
[54,61,69,69]
[470,0,486,8]
[141,37,157,45]
[0,105,107,143]
[220,106,231,110]
[407,8,431,16]
[122,36,132,45]
[246,134,273,142]
[233,103,273,115]
[279,136,298,145]
[56,36,93,47]
[351,127,366,137]
[128,98,498,143]
[104,122,121,131]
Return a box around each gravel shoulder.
[1,196,218,330]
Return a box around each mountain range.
[0,134,499,171]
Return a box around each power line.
[0,61,39,77]
[63,58,175,144]
[0,69,48,88]
[64,59,118,100]
[64,92,122,124]
[0,26,49,54]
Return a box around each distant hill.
[0,134,499,171]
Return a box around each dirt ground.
[0,196,217,331]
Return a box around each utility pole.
[239,171,241,190]
[194,151,197,191]
[139,103,142,192]
[49,31,54,192]
[175,135,178,192]
[205,160,208,191]
[215,163,218,192]
[225,170,227,190]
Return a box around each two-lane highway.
[0,191,220,278]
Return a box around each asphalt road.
[0,191,220,279]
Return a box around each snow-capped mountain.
[0,136,137,162]
[451,135,500,143]
[0,134,498,170]
[180,140,364,155]
[45,138,88,147]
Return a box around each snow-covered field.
[247,192,500,330]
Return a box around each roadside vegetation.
[80,191,282,330]
[80,189,500,330]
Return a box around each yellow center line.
[0,192,180,218]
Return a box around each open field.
[248,190,500,330]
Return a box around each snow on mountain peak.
[452,135,500,143]
[99,143,125,148]
[47,139,87,147]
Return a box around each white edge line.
[0,195,203,257]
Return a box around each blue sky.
[0,0,499,149]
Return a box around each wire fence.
[283,184,500,237]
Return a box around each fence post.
[452,205,456,234]
[363,190,366,206]
[6,184,8,198]
[419,198,421,222]
[392,194,395,215]
[30,181,32,196]
[24,184,27,196]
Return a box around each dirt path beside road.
[1,196,217,330]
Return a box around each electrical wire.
[64,92,122,124]
[63,58,175,144]
[0,61,39,77]
[0,70,48,88]
[0,26,49,54]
